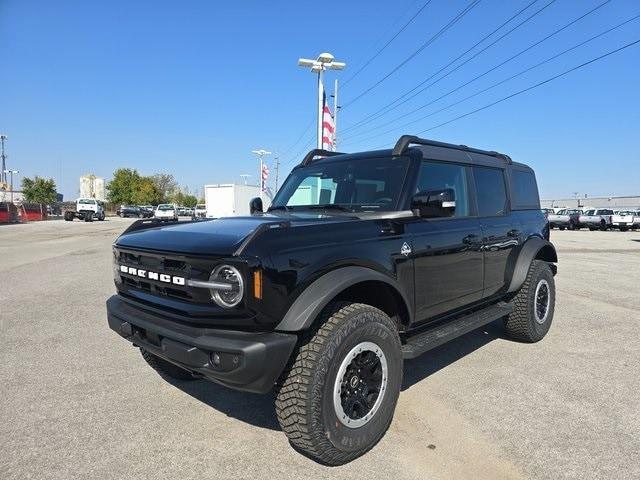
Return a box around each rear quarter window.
[510,169,540,210]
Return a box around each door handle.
[507,229,520,238]
[462,234,479,244]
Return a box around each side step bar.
[402,303,513,359]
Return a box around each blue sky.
[2,0,639,200]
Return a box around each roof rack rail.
[300,149,345,166]
[392,135,511,163]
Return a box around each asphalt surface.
[1,218,638,479]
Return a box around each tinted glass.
[272,157,409,212]
[473,167,507,217]
[511,170,539,209]
[415,161,469,217]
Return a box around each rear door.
[472,166,519,298]
[405,160,484,321]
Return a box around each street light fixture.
[297,52,346,149]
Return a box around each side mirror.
[411,188,456,218]
[249,197,263,215]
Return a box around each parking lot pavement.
[1,220,638,479]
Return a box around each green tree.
[152,174,177,203]
[21,176,58,204]
[183,194,198,208]
[107,168,141,205]
[132,177,162,205]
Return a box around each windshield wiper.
[306,204,353,212]
[268,205,291,212]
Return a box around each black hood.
[115,214,354,256]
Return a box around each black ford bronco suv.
[107,135,557,465]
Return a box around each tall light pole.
[298,53,346,150]
[0,135,8,184]
[4,169,19,204]
[251,149,271,201]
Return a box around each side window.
[416,161,470,217]
[473,167,508,217]
[511,169,540,209]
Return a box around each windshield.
[271,156,409,212]
[157,204,174,211]
[78,199,96,205]
[196,204,206,209]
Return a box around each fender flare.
[276,266,411,332]
[507,237,558,293]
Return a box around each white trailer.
[204,184,268,218]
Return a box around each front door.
[405,160,484,322]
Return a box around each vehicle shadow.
[166,377,280,431]
[167,320,506,431]
[402,319,505,391]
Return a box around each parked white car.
[192,204,207,219]
[154,204,177,221]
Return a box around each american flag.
[261,162,270,192]
[322,92,335,151]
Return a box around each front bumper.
[106,295,297,393]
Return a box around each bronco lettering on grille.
[119,265,185,285]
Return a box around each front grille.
[116,248,218,304]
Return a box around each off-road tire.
[504,260,555,343]
[140,349,198,381]
[275,302,402,466]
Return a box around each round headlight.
[210,265,244,308]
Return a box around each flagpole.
[317,68,324,149]
[333,79,339,151]
[259,157,263,202]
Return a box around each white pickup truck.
[63,198,105,222]
[548,209,582,230]
[578,208,614,231]
[611,210,639,231]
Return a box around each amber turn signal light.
[253,269,263,300]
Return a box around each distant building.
[0,189,24,203]
[541,195,640,209]
[79,175,105,200]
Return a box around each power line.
[280,116,315,158]
[366,38,640,149]
[341,0,435,88]
[342,0,483,109]
[343,0,611,143]
[342,0,544,134]
[344,12,640,147]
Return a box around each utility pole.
[298,53,346,150]
[0,135,7,184]
[274,154,280,192]
[331,79,340,151]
